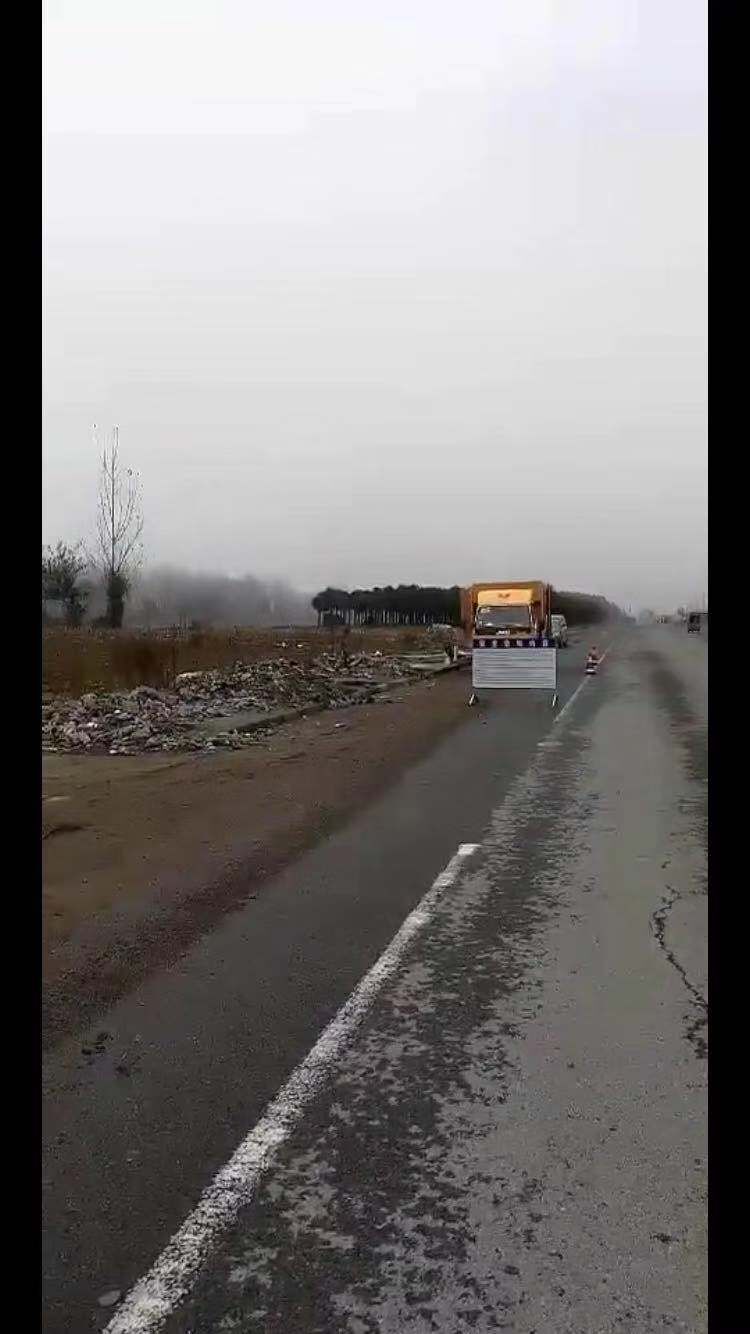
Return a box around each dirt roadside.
[43,669,471,1050]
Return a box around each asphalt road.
[42,626,706,1333]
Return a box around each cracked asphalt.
[167,628,706,1334]
[43,627,707,1333]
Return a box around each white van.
[550,614,568,647]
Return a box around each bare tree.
[94,425,144,628]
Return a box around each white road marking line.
[108,639,614,1331]
[553,645,612,726]
[105,842,480,1334]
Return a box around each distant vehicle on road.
[687,612,701,633]
[550,614,568,647]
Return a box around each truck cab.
[462,582,551,644]
[475,602,538,637]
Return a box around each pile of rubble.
[42,652,432,756]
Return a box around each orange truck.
[459,582,552,647]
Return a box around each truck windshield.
[476,605,530,631]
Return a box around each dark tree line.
[550,589,629,626]
[312,584,627,629]
[311,586,461,628]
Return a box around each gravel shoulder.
[43,670,470,1049]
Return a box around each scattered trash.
[97,1290,122,1309]
[81,1031,111,1063]
[42,652,432,756]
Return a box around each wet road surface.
[43,627,706,1333]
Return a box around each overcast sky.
[43,0,706,612]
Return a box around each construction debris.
[42,652,439,756]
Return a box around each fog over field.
[43,0,706,614]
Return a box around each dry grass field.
[42,624,440,696]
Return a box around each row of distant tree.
[312,586,461,627]
[311,585,628,628]
[550,590,628,626]
[44,572,626,632]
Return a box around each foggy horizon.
[43,0,707,615]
